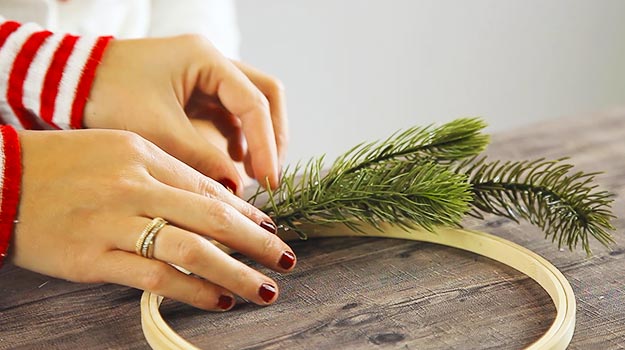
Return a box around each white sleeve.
[0,0,56,28]
[148,0,240,59]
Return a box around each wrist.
[70,36,113,129]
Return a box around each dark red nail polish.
[218,178,237,194]
[258,283,276,303]
[218,295,234,310]
[279,251,296,270]
[260,221,277,234]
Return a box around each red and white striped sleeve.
[0,17,112,130]
[0,17,113,268]
[0,125,21,268]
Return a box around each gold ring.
[136,218,168,258]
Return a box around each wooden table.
[1,110,624,349]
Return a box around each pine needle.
[456,156,616,254]
[256,159,472,238]
[248,117,616,253]
[332,117,490,175]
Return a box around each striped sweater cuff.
[0,18,112,130]
[0,125,21,269]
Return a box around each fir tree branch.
[455,156,616,254]
[331,117,490,175]
[254,159,472,238]
[250,118,488,237]
[249,118,616,253]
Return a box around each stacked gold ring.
[135,217,168,259]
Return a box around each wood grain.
[1,109,624,349]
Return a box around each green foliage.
[249,117,616,253]
[456,156,615,254]
[252,159,473,239]
[332,117,490,175]
[250,118,488,238]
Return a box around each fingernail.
[260,221,277,234]
[279,251,296,270]
[218,178,237,194]
[258,283,276,303]
[218,295,234,310]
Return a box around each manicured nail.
[218,178,237,194]
[258,283,276,303]
[217,295,234,310]
[260,221,277,234]
[279,251,296,270]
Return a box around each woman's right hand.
[83,35,288,193]
[10,129,296,310]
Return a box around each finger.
[191,43,279,188]
[155,224,280,305]
[208,107,246,162]
[144,147,274,228]
[115,220,280,305]
[189,118,246,163]
[100,250,237,311]
[226,127,246,162]
[231,60,289,166]
[163,112,244,195]
[142,186,295,272]
[185,91,246,161]
[243,152,255,180]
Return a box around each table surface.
[1,110,624,350]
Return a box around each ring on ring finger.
[135,217,168,258]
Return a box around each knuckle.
[260,233,277,259]
[105,132,156,181]
[208,201,236,235]
[240,203,262,223]
[141,265,168,291]
[252,92,270,113]
[112,131,155,164]
[112,175,143,194]
[176,237,203,267]
[189,287,215,310]
[116,130,146,153]
[180,33,215,52]
[232,267,254,292]
[267,77,285,96]
[101,171,150,202]
[196,177,221,199]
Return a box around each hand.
[83,35,288,192]
[11,130,296,310]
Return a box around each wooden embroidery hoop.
[140,225,576,350]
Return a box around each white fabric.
[23,33,64,119]
[148,0,240,59]
[55,0,150,39]
[0,0,55,28]
[0,0,240,58]
[53,36,98,129]
[0,22,41,129]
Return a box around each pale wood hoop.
[141,225,576,350]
